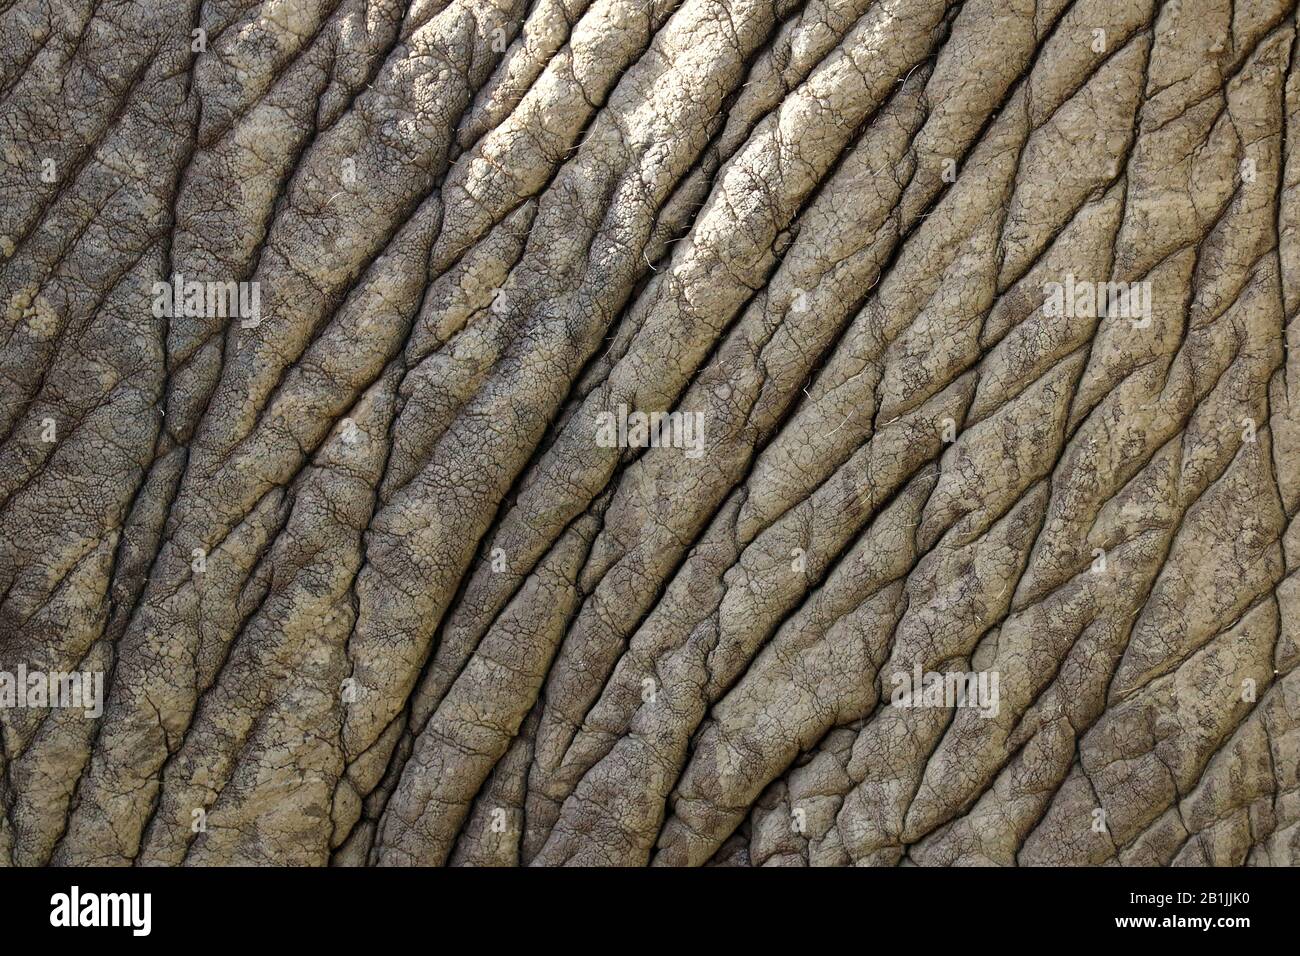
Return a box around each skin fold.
[0,0,1297,867]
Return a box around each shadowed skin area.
[0,0,1298,867]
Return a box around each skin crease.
[0,0,1295,869]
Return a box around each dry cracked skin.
[0,0,1298,869]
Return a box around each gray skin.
[0,0,1297,867]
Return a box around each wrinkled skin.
[0,0,1298,868]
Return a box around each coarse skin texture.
[0,0,1298,869]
